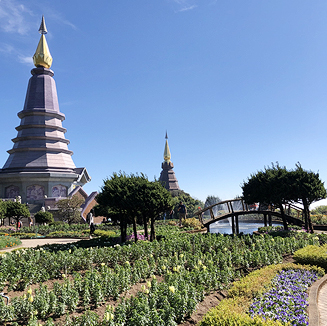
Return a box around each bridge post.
[264,214,267,227]
[268,212,272,226]
[231,215,235,234]
[209,208,215,220]
[235,215,239,234]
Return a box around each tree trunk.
[279,203,288,230]
[143,215,148,240]
[303,199,313,233]
[150,216,156,242]
[133,217,138,243]
[120,212,127,243]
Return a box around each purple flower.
[249,269,319,326]
[126,233,148,241]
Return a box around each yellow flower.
[27,287,33,295]
[151,275,156,279]
[69,249,72,253]
[180,254,184,258]
[202,265,207,270]
[147,281,151,288]
[62,274,66,278]
[23,294,26,300]
[223,247,228,251]
[169,286,175,293]
[101,262,105,266]
[28,295,34,303]
[162,265,166,270]
[105,312,114,321]
[145,289,150,294]
[125,261,130,265]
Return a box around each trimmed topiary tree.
[34,211,54,225]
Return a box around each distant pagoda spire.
[164,131,171,163]
[33,16,53,68]
[159,132,180,191]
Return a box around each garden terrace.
[0,223,323,325]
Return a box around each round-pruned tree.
[242,163,327,232]
[5,201,30,230]
[290,163,326,233]
[242,163,293,230]
[96,172,173,242]
[34,210,54,225]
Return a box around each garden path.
[318,280,327,326]
[0,238,80,253]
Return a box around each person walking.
[177,201,187,226]
[87,210,95,238]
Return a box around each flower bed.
[249,269,319,325]
[0,235,21,249]
[199,263,324,326]
[0,229,321,325]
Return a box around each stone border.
[309,274,327,325]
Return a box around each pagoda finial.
[38,15,48,34]
[164,131,171,163]
[33,16,53,68]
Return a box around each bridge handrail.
[194,199,250,225]
[195,199,245,215]
[194,199,305,226]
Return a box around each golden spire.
[164,131,171,163]
[33,16,53,68]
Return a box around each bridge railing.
[194,199,304,225]
[194,199,251,225]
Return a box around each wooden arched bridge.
[193,199,304,234]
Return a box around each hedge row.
[294,244,327,271]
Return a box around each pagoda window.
[26,185,45,201]
[5,185,20,198]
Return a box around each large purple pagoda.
[0,17,90,204]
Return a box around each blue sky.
[1,0,327,204]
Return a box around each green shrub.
[34,211,54,224]
[93,229,116,238]
[48,221,64,226]
[46,230,89,238]
[318,233,327,245]
[199,297,286,325]
[311,214,327,225]
[13,233,43,239]
[182,217,203,230]
[294,244,327,271]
